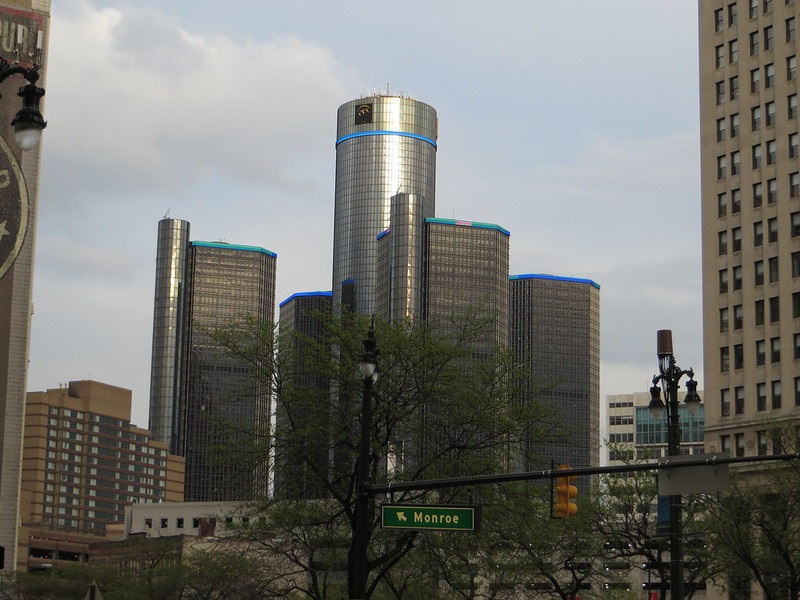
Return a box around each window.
[731,113,740,137]
[752,144,763,168]
[789,17,797,42]
[730,39,739,63]
[796,377,800,406]
[756,299,765,325]
[751,30,760,55]
[730,2,738,26]
[757,339,767,365]
[730,76,740,100]
[733,226,742,251]
[732,188,741,212]
[767,178,777,203]
[721,388,731,416]
[734,304,744,329]
[145,518,152,529]
[177,517,184,528]
[795,292,800,317]
[757,382,768,410]
[766,101,776,126]
[772,379,782,408]
[717,117,727,142]
[160,517,168,528]
[721,346,730,372]
[772,336,781,362]
[734,343,744,369]
[715,8,724,32]
[769,256,779,282]
[718,155,728,179]
[714,44,725,69]
[720,307,730,333]
[768,217,778,242]
[752,106,762,131]
[719,192,728,216]
[735,433,745,457]
[795,333,800,358]
[721,435,731,454]
[733,265,743,289]
[754,220,764,246]
[789,55,798,80]
[791,95,798,120]
[719,230,728,254]
[750,0,759,17]
[765,25,774,51]
[793,251,800,276]
[792,172,800,197]
[792,212,800,236]
[732,151,741,175]
[792,133,799,158]
[758,430,769,455]
[767,140,776,164]
[750,67,761,93]
[765,0,774,12]
[770,296,781,322]
[720,268,729,293]
[754,183,765,208]
[716,81,726,105]
[766,63,775,88]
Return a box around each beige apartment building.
[17,380,184,571]
[700,0,800,461]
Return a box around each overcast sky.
[26,0,702,429]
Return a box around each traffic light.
[553,464,578,518]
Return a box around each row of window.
[717,181,783,214]
[718,213,800,253]
[720,335,800,371]
[718,429,780,458]
[721,379,800,415]
[718,254,800,290]
[716,138,800,177]
[717,97,799,145]
[714,20,796,68]
[714,1,790,33]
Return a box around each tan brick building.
[17,380,184,571]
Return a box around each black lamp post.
[350,322,378,600]
[0,56,47,150]
[648,329,701,600]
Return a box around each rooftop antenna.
[163,208,171,219]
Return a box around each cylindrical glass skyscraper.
[332,95,438,313]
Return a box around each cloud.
[41,0,355,213]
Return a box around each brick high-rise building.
[18,380,184,571]
[0,0,50,571]
[699,1,800,461]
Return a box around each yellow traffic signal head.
[553,465,578,518]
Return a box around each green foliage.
[209,310,559,598]
[700,459,800,600]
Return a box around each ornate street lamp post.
[350,322,378,599]
[648,329,701,600]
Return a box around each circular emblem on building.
[0,134,28,281]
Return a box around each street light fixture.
[0,56,47,150]
[350,321,378,600]
[647,329,701,600]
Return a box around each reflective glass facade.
[509,274,601,473]
[333,95,437,313]
[148,218,190,453]
[275,292,332,499]
[180,242,276,501]
[423,218,510,351]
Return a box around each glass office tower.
[509,274,601,473]
[332,95,438,314]
[148,218,191,454]
[148,221,277,502]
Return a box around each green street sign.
[381,504,479,532]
